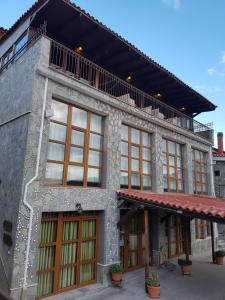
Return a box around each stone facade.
[0,36,217,300]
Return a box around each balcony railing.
[49,40,213,139]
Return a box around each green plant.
[146,273,160,287]
[109,264,123,273]
[178,258,192,266]
[215,250,225,258]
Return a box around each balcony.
[0,30,213,142]
[49,40,213,141]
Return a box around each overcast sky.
[1,0,225,146]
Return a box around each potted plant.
[215,250,225,265]
[178,258,192,275]
[109,263,123,283]
[146,273,160,298]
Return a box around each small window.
[214,170,220,177]
[15,32,28,53]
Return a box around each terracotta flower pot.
[181,265,191,275]
[216,256,224,265]
[147,285,160,298]
[111,272,122,283]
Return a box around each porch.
[47,253,225,300]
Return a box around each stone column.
[183,143,193,194]
[152,131,163,193]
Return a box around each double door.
[120,212,146,272]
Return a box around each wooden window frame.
[192,149,208,195]
[163,139,184,193]
[195,219,211,239]
[120,124,152,190]
[46,100,103,188]
[36,212,99,299]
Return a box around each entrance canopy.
[118,190,225,224]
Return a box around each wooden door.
[165,215,184,259]
[120,212,145,272]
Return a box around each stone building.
[213,132,225,198]
[0,1,221,299]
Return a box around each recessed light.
[126,75,132,81]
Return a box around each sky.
[1,0,224,146]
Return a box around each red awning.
[118,190,225,223]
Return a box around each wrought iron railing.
[49,40,213,139]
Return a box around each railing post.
[62,49,67,71]
[75,56,80,79]
[95,69,100,90]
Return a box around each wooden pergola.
[118,190,225,278]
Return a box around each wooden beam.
[211,222,216,263]
[144,208,150,278]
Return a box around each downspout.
[22,77,48,291]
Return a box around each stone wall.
[0,37,44,294]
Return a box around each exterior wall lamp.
[76,203,83,215]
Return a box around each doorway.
[120,211,145,272]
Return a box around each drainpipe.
[22,77,48,292]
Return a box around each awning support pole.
[184,217,190,261]
[210,222,215,263]
[144,208,150,278]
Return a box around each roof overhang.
[1,0,217,115]
[118,190,225,224]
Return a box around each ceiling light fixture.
[126,75,132,81]
[180,107,187,112]
[75,46,84,54]
[154,93,162,98]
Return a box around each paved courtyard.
[48,253,225,300]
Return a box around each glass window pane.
[121,157,128,171]
[49,123,67,142]
[169,156,175,166]
[89,133,102,149]
[47,142,65,161]
[143,148,151,160]
[177,169,183,180]
[177,158,182,168]
[70,147,83,163]
[89,150,101,167]
[163,165,167,176]
[162,153,167,164]
[45,163,63,184]
[15,33,28,52]
[170,179,176,191]
[120,172,128,188]
[132,159,139,172]
[177,144,181,156]
[72,107,87,128]
[51,100,68,123]
[121,142,128,156]
[143,161,151,174]
[131,173,140,189]
[90,114,102,133]
[169,167,175,177]
[67,165,84,186]
[178,180,183,192]
[131,128,140,144]
[132,146,139,158]
[121,125,128,141]
[142,132,151,147]
[71,130,85,146]
[163,175,168,191]
[202,173,207,183]
[143,175,151,190]
[195,150,200,160]
[203,184,207,193]
[87,168,101,187]
[168,141,175,154]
